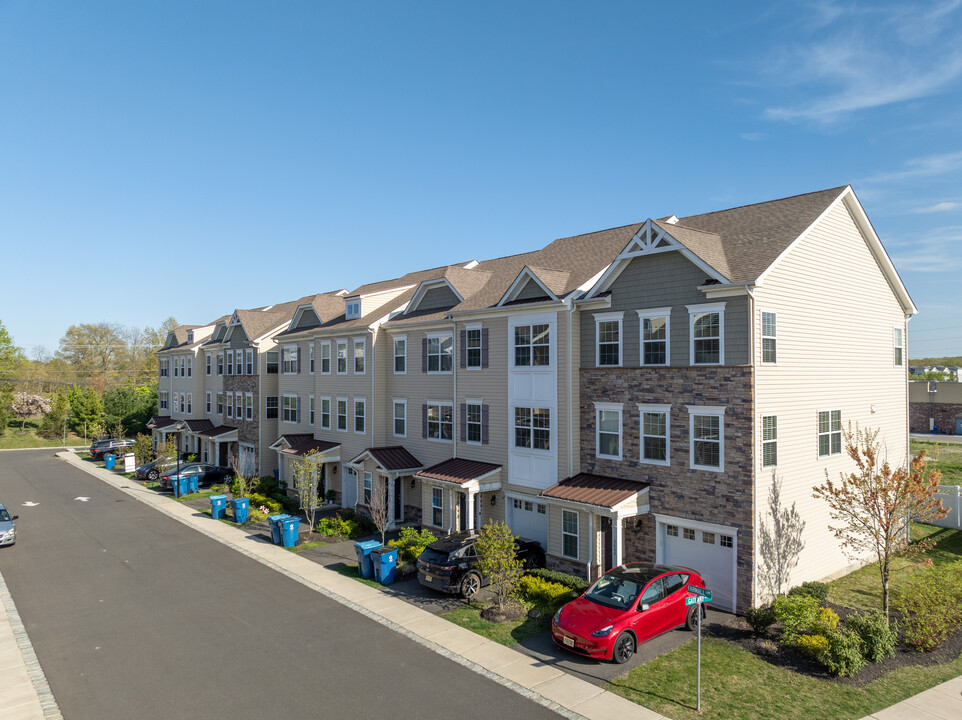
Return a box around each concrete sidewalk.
[3,450,959,720]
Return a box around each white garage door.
[658,519,736,612]
[509,497,547,547]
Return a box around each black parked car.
[158,463,234,490]
[135,459,176,482]
[417,531,546,599]
[89,438,136,459]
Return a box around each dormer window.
[345,300,361,319]
[186,331,193,343]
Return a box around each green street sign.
[688,585,712,599]
[685,595,709,606]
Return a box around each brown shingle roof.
[542,473,649,509]
[417,458,502,486]
[147,416,177,429]
[184,419,215,433]
[349,446,423,472]
[198,425,237,438]
[274,434,340,456]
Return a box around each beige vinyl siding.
[753,199,909,604]
[276,338,316,435]
[547,505,590,564]
[554,306,575,486]
[581,252,750,368]
[455,317,509,465]
[359,286,410,316]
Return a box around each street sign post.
[686,587,711,711]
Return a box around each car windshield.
[419,548,451,565]
[585,573,643,610]
[0,509,10,522]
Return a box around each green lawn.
[334,562,382,589]
[442,602,548,646]
[1,418,88,449]
[608,636,962,720]
[911,439,962,485]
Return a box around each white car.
[0,503,16,547]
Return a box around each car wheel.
[147,470,158,481]
[612,631,635,664]
[460,572,481,600]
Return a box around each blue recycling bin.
[354,540,382,578]
[280,516,300,547]
[230,497,249,524]
[170,477,184,497]
[371,546,398,585]
[104,454,116,470]
[269,514,291,544]
[185,475,199,494]
[210,494,227,519]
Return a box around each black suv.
[89,438,136,459]
[417,531,546,599]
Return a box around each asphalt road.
[0,450,561,720]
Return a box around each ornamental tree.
[475,520,524,613]
[813,425,947,621]
[291,449,325,532]
[11,392,51,431]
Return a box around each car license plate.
[425,574,432,583]
[563,636,574,648]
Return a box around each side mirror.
[12,515,19,521]
[640,603,650,612]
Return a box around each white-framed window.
[465,402,482,444]
[562,509,579,559]
[425,402,453,441]
[431,487,443,527]
[205,353,212,376]
[688,303,725,365]
[393,336,406,374]
[687,405,725,471]
[393,400,406,437]
[235,350,243,374]
[595,312,623,367]
[309,343,314,374]
[703,532,716,545]
[186,393,192,414]
[639,308,670,366]
[426,335,453,373]
[226,393,233,418]
[721,535,734,548]
[159,359,169,377]
[187,358,192,377]
[282,395,298,423]
[205,391,212,414]
[159,391,168,410]
[336,340,347,374]
[363,471,372,504]
[265,396,277,420]
[893,327,903,366]
[761,311,777,363]
[216,354,223,375]
[263,351,276,374]
[320,342,331,374]
[336,398,348,431]
[638,403,670,466]
[818,410,842,457]
[320,397,331,429]
[217,392,224,415]
[465,327,482,369]
[246,349,254,375]
[762,415,777,467]
[514,323,550,367]
[245,393,253,421]
[514,407,550,450]
[684,527,695,541]
[282,346,298,374]
[346,300,361,320]
[354,339,365,374]
[354,399,365,434]
[309,395,315,426]
[666,524,678,537]
[226,352,234,375]
[595,402,622,460]
[173,359,178,377]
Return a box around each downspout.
[253,340,262,477]
[370,327,376,447]
[905,313,913,546]
[565,296,576,478]
[587,511,593,580]
[744,284,756,607]
[453,319,458,459]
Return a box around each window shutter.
[482,404,489,444]
[297,348,302,374]
[460,330,466,368]
[481,328,489,368]
[421,338,428,373]
[295,396,300,423]
[460,403,467,442]
[422,404,428,438]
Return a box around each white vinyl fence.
[923,485,962,530]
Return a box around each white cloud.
[889,226,962,272]
[740,132,763,141]
[861,151,962,185]
[915,201,961,213]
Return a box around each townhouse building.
[154,186,914,613]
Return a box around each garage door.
[509,497,547,547]
[658,519,736,612]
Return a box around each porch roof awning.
[416,458,502,488]
[269,434,340,458]
[147,416,178,430]
[347,446,423,474]
[184,419,215,433]
[542,473,649,509]
[198,425,238,440]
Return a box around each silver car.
[0,503,16,547]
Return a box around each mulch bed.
[708,602,962,686]
[480,600,528,623]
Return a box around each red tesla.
[552,563,708,663]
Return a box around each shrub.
[773,593,820,641]
[389,527,438,565]
[843,610,897,662]
[518,575,576,614]
[341,508,376,535]
[270,492,299,514]
[811,607,839,636]
[796,633,829,660]
[253,475,279,495]
[744,606,777,635]
[316,513,360,539]
[894,566,962,652]
[788,581,830,603]
[525,568,589,594]
[820,627,866,677]
[246,493,282,515]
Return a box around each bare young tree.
[368,475,390,545]
[757,472,806,602]
[230,452,257,498]
[291,449,324,531]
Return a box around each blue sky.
[2,1,960,358]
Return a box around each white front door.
[341,467,357,508]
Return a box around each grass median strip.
[441,603,549,647]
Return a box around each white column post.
[387,475,396,529]
[612,513,622,566]
[466,492,475,531]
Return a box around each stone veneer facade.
[580,366,755,612]
[223,375,260,471]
